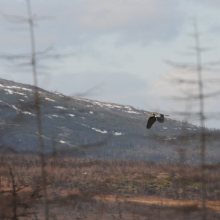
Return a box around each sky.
[0,0,220,128]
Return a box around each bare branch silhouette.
[25,1,49,219]
[164,17,220,220]
[73,83,104,98]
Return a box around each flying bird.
[145,113,169,129]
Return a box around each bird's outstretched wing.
[147,116,156,129]
[156,114,164,123]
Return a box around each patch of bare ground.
[95,195,220,211]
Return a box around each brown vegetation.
[1,154,220,219]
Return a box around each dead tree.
[0,165,33,219]
[0,1,110,219]
[0,1,56,218]
[166,17,220,220]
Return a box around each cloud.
[56,0,184,45]
[195,0,220,7]
[0,0,185,49]
[65,0,178,31]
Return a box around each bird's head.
[144,112,155,117]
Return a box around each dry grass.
[1,154,220,219]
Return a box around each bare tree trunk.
[8,165,17,220]
[26,1,49,219]
[193,18,206,220]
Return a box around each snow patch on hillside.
[15,92,26,96]
[124,110,140,114]
[11,104,34,116]
[4,89,13,94]
[45,98,55,102]
[12,105,19,111]
[22,111,34,116]
[91,100,141,114]
[92,128,107,134]
[21,88,32,92]
[0,84,33,94]
[113,132,123,136]
[92,101,129,110]
[46,114,64,119]
[54,106,67,110]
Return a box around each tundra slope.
[0,78,219,163]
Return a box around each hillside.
[0,78,219,163]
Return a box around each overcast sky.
[0,0,220,128]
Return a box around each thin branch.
[0,11,28,23]
[188,45,213,52]
[165,60,197,69]
[170,77,220,84]
[73,84,103,98]
[172,90,220,100]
